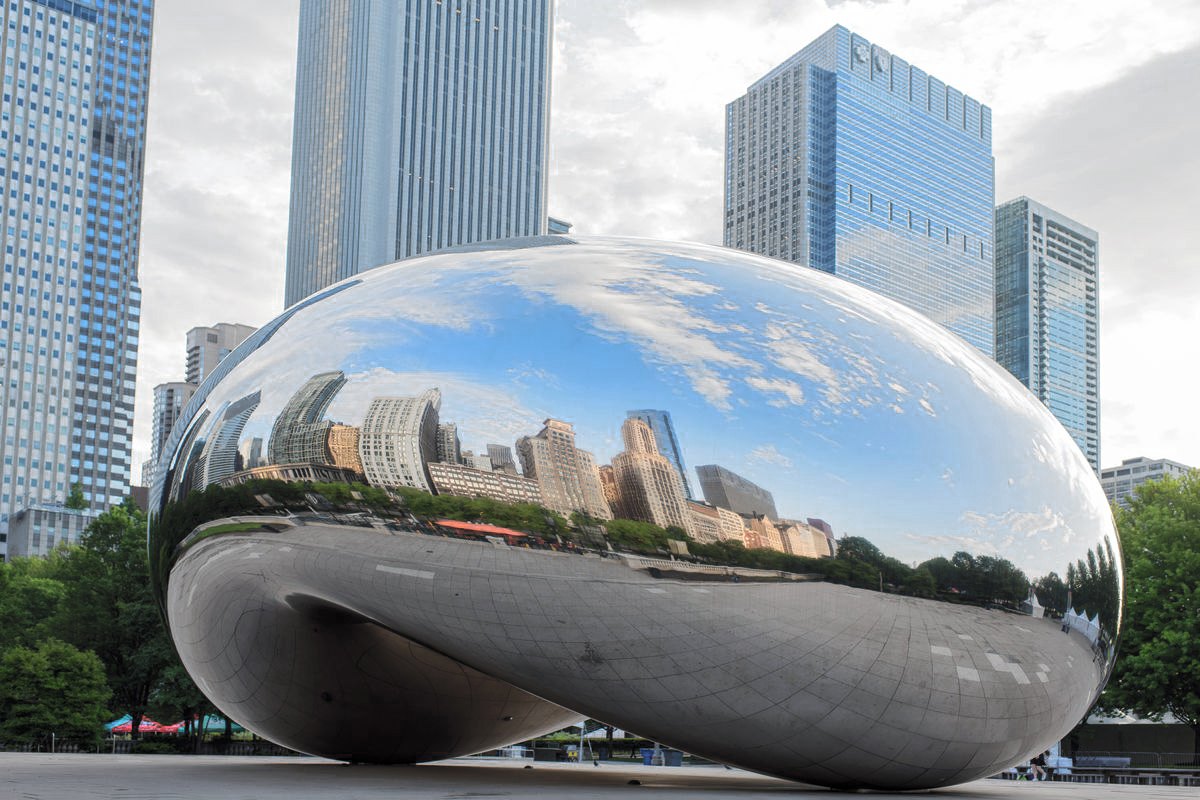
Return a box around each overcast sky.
[132,0,1200,477]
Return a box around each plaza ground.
[3,754,1199,799]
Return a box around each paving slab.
[1,753,1195,799]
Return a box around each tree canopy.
[1102,472,1200,757]
[46,504,177,739]
[0,638,111,745]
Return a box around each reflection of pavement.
[169,522,1106,790]
[6,754,1200,799]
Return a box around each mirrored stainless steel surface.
[151,236,1120,789]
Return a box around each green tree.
[147,663,217,752]
[50,505,175,739]
[64,482,88,510]
[0,638,111,746]
[0,555,67,650]
[1032,571,1069,618]
[1103,472,1200,760]
[1066,536,1121,634]
[604,518,670,553]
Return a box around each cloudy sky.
[133,0,1200,476]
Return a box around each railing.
[995,752,1200,786]
[1073,751,1199,768]
[1,738,304,757]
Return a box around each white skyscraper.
[284,0,553,307]
[185,322,257,385]
[358,389,442,493]
[0,0,155,560]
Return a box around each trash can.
[640,747,683,766]
[533,747,560,762]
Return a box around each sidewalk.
[3,753,1198,799]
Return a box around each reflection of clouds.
[747,444,793,468]
[508,363,560,390]
[746,376,805,407]
[494,243,759,411]
[960,507,1076,545]
[905,532,1004,557]
[327,367,545,449]
[165,236,1118,598]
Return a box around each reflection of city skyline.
[168,370,1110,627]
[191,371,834,560]
[149,236,1116,585]
[174,362,1103,582]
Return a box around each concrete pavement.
[2,754,1198,799]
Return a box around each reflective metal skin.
[151,236,1120,789]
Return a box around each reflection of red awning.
[110,715,183,733]
[435,519,526,537]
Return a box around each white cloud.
[132,0,1200,479]
[747,444,794,469]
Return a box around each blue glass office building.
[725,25,995,355]
[995,197,1099,471]
[0,0,153,559]
[284,0,553,308]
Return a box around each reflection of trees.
[153,476,1055,611]
[149,480,572,609]
[1032,572,1068,618]
[1065,537,1120,634]
[920,552,1028,608]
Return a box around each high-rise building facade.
[695,464,779,520]
[626,409,693,500]
[284,0,553,307]
[358,388,441,492]
[516,418,610,521]
[610,417,695,537]
[1099,456,1192,510]
[995,197,1099,471]
[0,0,154,560]
[144,381,196,485]
[144,322,256,488]
[268,370,346,465]
[185,322,256,385]
[724,25,995,355]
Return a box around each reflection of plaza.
[167,519,1106,788]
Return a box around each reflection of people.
[1029,751,1048,781]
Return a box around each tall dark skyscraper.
[0,0,154,560]
[995,197,1099,471]
[725,24,995,356]
[284,0,554,307]
[695,464,778,521]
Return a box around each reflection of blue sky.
[180,236,1115,581]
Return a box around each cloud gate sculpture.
[150,236,1119,790]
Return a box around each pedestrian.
[1029,751,1048,781]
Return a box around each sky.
[132,0,1200,478]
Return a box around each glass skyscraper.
[0,0,153,560]
[626,409,693,500]
[284,0,553,308]
[725,25,995,355]
[995,197,1099,471]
